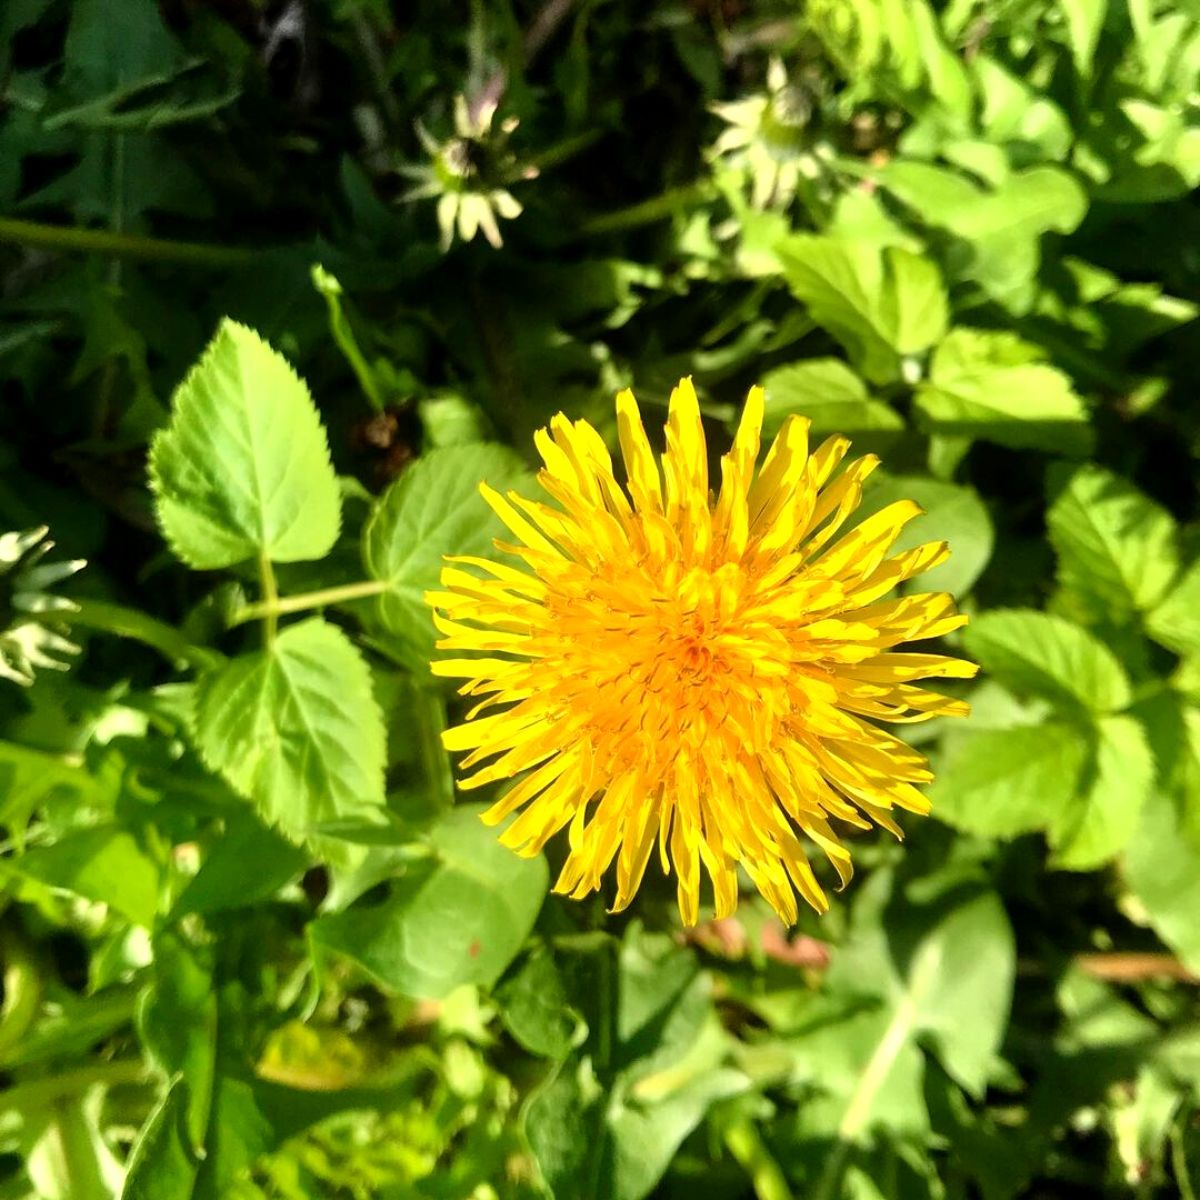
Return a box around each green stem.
[312,265,386,412]
[54,598,217,671]
[229,578,388,629]
[1173,1118,1198,1200]
[47,1096,122,1200]
[0,1061,151,1118]
[723,1118,794,1200]
[528,129,603,174]
[258,554,279,650]
[0,216,255,268]
[579,181,716,235]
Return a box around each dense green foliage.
[2,1,1199,1196]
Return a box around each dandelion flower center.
[427,378,977,925]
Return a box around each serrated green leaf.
[1146,557,1200,656]
[192,618,386,852]
[1051,714,1154,870]
[362,443,531,670]
[929,721,1090,838]
[875,162,1087,311]
[914,328,1093,455]
[857,474,993,597]
[1047,464,1179,621]
[758,358,903,442]
[309,803,547,999]
[963,609,1131,716]
[777,237,948,384]
[150,319,341,569]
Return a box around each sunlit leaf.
[150,319,341,569]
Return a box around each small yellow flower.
[427,380,976,925]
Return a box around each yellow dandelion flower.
[426,379,977,926]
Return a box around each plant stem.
[723,1117,794,1200]
[1172,1117,1198,1200]
[0,1061,151,1118]
[229,578,388,629]
[312,265,386,412]
[258,554,279,649]
[528,128,602,174]
[0,216,256,268]
[54,598,217,670]
[580,181,716,235]
[49,1097,118,1200]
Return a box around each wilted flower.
[711,58,832,209]
[427,380,976,925]
[0,526,84,686]
[401,93,536,251]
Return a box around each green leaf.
[757,358,903,443]
[903,889,1015,1098]
[362,443,531,670]
[150,319,341,569]
[874,162,1087,311]
[797,871,1015,1142]
[13,825,161,927]
[1124,702,1200,973]
[309,803,548,999]
[62,0,182,99]
[857,474,993,597]
[495,944,582,1059]
[1047,464,1180,621]
[777,237,948,384]
[173,812,309,917]
[1127,784,1200,975]
[1060,0,1107,77]
[914,328,1093,455]
[790,994,930,1142]
[1079,99,1200,204]
[137,934,217,1150]
[963,609,1131,716]
[616,928,710,1079]
[1050,715,1154,871]
[419,393,493,448]
[192,618,386,852]
[524,931,742,1200]
[23,1093,123,1200]
[122,1078,197,1200]
[0,739,112,846]
[1146,557,1200,656]
[929,722,1090,838]
[975,55,1073,160]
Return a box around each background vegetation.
[2,0,1199,1196]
